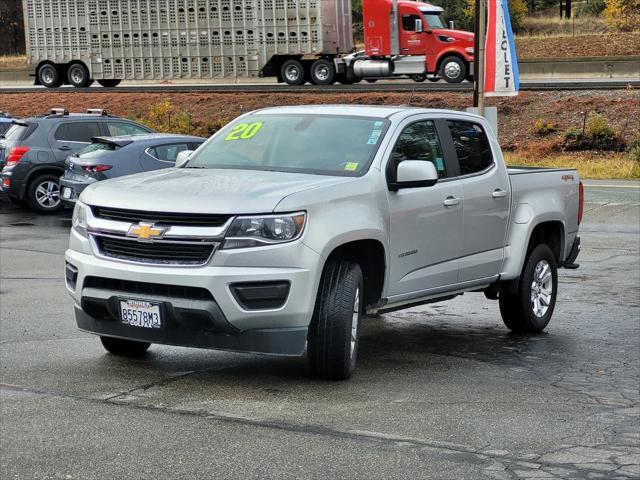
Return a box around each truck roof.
[250,105,482,121]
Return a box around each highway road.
[1,181,639,479]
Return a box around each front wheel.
[499,244,558,333]
[440,56,467,83]
[97,79,121,88]
[100,336,151,357]
[308,260,363,380]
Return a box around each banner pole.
[477,0,487,117]
[473,0,481,107]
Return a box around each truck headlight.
[222,212,306,249]
[72,200,88,237]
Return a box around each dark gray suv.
[0,108,153,213]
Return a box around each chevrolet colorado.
[65,106,582,379]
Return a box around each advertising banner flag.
[484,0,520,96]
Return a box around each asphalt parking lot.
[1,181,639,479]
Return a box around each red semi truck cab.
[343,0,475,83]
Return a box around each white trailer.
[23,0,353,87]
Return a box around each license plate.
[120,300,161,329]
[62,187,73,199]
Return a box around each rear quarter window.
[447,120,493,176]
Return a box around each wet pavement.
[1,183,639,479]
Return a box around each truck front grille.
[94,236,215,265]
[92,206,231,227]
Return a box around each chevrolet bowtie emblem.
[128,222,166,240]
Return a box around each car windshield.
[76,142,118,158]
[186,114,389,176]
[421,11,446,29]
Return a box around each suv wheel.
[499,244,558,333]
[67,62,91,88]
[100,336,151,357]
[38,64,62,88]
[27,174,63,213]
[307,259,363,380]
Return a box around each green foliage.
[131,100,193,135]
[585,113,615,142]
[604,0,640,32]
[456,0,528,33]
[563,113,624,151]
[533,118,558,135]
[575,0,606,16]
[563,128,582,142]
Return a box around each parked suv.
[0,108,153,213]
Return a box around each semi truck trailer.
[23,0,475,88]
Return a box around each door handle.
[59,145,72,151]
[443,196,461,207]
[492,189,507,199]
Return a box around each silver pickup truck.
[65,106,583,379]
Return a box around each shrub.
[132,100,193,134]
[533,118,558,135]
[563,113,624,151]
[576,0,606,16]
[563,128,582,142]
[604,0,640,32]
[585,113,615,143]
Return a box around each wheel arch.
[435,51,470,75]
[23,166,65,196]
[321,239,386,310]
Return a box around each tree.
[0,0,25,55]
[461,0,529,33]
[604,0,640,31]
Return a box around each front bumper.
[65,229,323,356]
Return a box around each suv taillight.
[578,181,584,225]
[6,146,29,166]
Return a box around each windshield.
[186,114,389,176]
[420,11,446,29]
[3,123,29,141]
[76,142,118,158]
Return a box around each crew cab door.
[385,117,463,296]
[443,119,511,282]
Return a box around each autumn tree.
[604,0,640,31]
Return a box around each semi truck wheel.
[281,60,305,86]
[499,244,558,333]
[309,59,336,85]
[37,64,62,88]
[412,74,426,82]
[308,260,363,380]
[440,56,466,83]
[100,336,151,357]
[67,62,91,88]
[98,79,122,88]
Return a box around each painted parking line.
[583,184,640,189]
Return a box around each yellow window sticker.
[344,162,359,171]
[225,122,263,141]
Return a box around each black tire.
[439,56,467,83]
[67,62,91,88]
[281,59,305,86]
[308,260,363,380]
[309,58,336,85]
[412,74,426,82]
[37,63,62,88]
[428,77,440,82]
[26,174,63,214]
[100,336,151,357]
[465,75,474,83]
[499,244,558,333]
[97,79,121,88]
[365,78,377,83]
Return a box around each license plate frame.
[119,299,162,329]
[62,187,73,199]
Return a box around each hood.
[80,168,357,214]
[437,29,474,44]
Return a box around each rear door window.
[106,121,151,136]
[54,122,101,143]
[446,121,493,176]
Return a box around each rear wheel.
[100,336,151,357]
[26,174,63,213]
[308,260,363,380]
[37,63,62,88]
[309,58,336,85]
[281,59,305,86]
[499,244,558,333]
[440,56,466,83]
[67,62,91,88]
[412,74,426,82]
[97,79,121,88]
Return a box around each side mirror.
[392,160,439,190]
[448,20,455,30]
[414,18,423,33]
[175,150,193,167]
